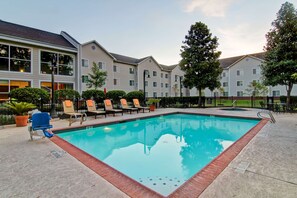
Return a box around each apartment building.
[202,53,297,97]
[0,20,80,100]
[1,20,296,100]
[80,40,174,97]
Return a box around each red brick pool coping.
[51,115,269,198]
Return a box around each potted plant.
[4,101,36,127]
[147,98,161,111]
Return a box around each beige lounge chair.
[86,100,106,118]
[104,99,123,116]
[63,100,87,126]
[120,99,139,114]
[133,99,150,113]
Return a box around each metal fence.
[1,96,296,126]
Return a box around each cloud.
[216,24,268,58]
[184,0,235,17]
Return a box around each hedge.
[280,96,297,104]
[106,90,126,102]
[82,89,105,99]
[9,87,50,105]
[125,91,144,102]
[54,89,80,100]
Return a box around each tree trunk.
[286,83,293,108]
[198,88,202,107]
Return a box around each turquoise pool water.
[57,113,259,196]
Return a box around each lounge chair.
[120,99,139,114]
[63,100,87,126]
[104,99,123,116]
[133,99,150,113]
[86,99,106,118]
[28,112,53,140]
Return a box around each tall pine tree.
[261,2,297,106]
[180,22,222,106]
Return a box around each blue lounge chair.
[28,112,53,140]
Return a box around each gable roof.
[82,40,115,60]
[109,52,147,66]
[219,52,265,69]
[0,20,76,50]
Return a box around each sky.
[1,0,296,65]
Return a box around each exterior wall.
[0,39,78,98]
[170,66,186,97]
[112,62,137,92]
[202,56,297,97]
[137,58,169,97]
[81,42,114,92]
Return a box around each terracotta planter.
[149,104,155,111]
[15,115,29,127]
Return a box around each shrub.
[126,91,144,102]
[54,89,80,100]
[9,88,50,105]
[280,96,297,104]
[0,115,15,125]
[82,89,105,99]
[106,90,126,102]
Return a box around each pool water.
[57,114,259,196]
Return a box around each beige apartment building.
[1,20,296,100]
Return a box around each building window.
[272,90,280,96]
[222,72,226,77]
[113,65,117,72]
[161,83,163,88]
[165,92,168,97]
[0,44,31,72]
[145,81,148,86]
[253,68,257,74]
[41,81,73,92]
[129,80,134,86]
[113,79,117,85]
[153,82,157,87]
[40,51,73,76]
[161,92,163,97]
[165,83,169,88]
[161,73,163,78]
[82,59,89,67]
[223,92,228,97]
[237,70,241,76]
[153,71,157,76]
[237,91,243,97]
[0,79,31,99]
[237,81,243,86]
[145,92,148,97]
[153,92,157,97]
[223,82,228,87]
[165,74,168,78]
[82,75,89,83]
[175,75,178,82]
[98,62,106,70]
[129,68,134,74]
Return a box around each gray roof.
[0,20,76,49]
[219,52,265,69]
[110,52,148,65]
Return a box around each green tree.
[180,22,222,107]
[245,81,268,96]
[261,2,297,106]
[87,62,107,90]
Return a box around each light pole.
[143,70,150,105]
[50,54,58,118]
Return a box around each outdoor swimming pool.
[56,113,260,196]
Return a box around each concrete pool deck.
[0,108,296,197]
